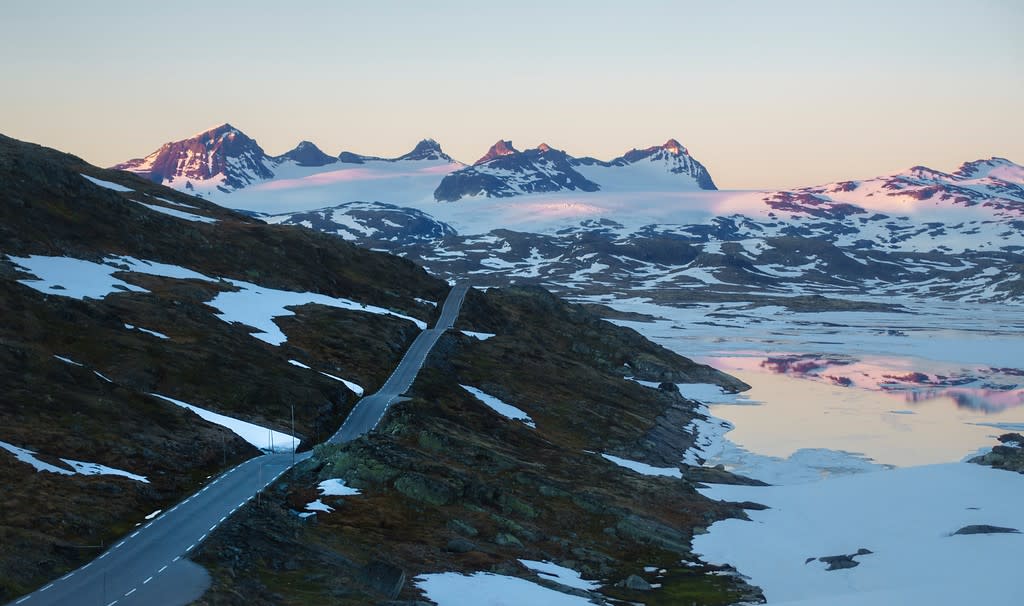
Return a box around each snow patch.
[81,174,133,192]
[319,372,364,396]
[0,440,148,482]
[601,453,682,478]
[416,572,595,606]
[151,393,297,452]
[317,478,361,496]
[518,559,600,590]
[460,385,536,428]
[461,330,496,340]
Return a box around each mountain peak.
[397,138,453,162]
[953,157,1023,183]
[537,143,553,153]
[661,139,686,155]
[276,140,336,167]
[475,140,519,165]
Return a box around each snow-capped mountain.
[114,125,463,203]
[433,141,601,201]
[433,138,716,201]
[263,156,1024,305]
[114,123,275,192]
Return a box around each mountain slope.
[0,133,447,599]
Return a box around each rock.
[356,560,406,599]
[952,525,1020,535]
[445,538,477,553]
[446,518,479,537]
[614,574,652,591]
[816,548,873,571]
[494,532,523,547]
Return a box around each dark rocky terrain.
[2,133,763,605]
[193,287,762,605]
[970,433,1024,474]
[0,133,445,600]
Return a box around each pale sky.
[1,0,1021,189]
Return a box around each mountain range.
[112,124,1024,306]
[0,132,757,604]
[113,124,717,203]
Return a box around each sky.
[1,0,1021,189]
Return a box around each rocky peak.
[661,138,687,155]
[954,157,1023,183]
[537,143,553,153]
[475,140,519,165]
[275,140,337,167]
[397,139,453,162]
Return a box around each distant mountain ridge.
[113,124,717,202]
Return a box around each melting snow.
[319,372,364,396]
[317,478,361,496]
[601,453,682,478]
[518,560,601,590]
[134,200,217,223]
[416,572,594,606]
[80,174,133,192]
[53,355,83,366]
[461,330,496,340]
[208,278,426,346]
[460,385,536,428]
[304,499,334,513]
[151,393,298,452]
[0,440,148,482]
[694,464,1024,606]
[288,359,311,369]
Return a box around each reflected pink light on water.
[906,388,1024,413]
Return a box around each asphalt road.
[8,284,469,606]
[9,452,303,606]
[329,283,469,443]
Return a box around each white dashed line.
[83,562,92,569]
[16,596,30,604]
[115,542,125,549]
[209,525,217,531]
[40,584,53,592]
[106,600,118,606]
[98,553,108,560]
[219,516,226,523]
[186,544,194,552]
[199,534,207,541]
[143,576,153,584]
[172,556,180,562]
[130,531,139,538]
[158,565,168,573]
[124,588,136,596]
[61,572,75,580]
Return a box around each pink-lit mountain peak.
[475,140,519,165]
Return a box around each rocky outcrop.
[969,433,1024,473]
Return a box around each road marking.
[186,544,194,552]
[41,585,53,592]
[130,531,139,538]
[61,572,74,580]
[199,533,207,541]
[16,596,30,603]
[159,565,168,573]
[144,576,153,584]
[173,556,180,562]
[83,562,92,569]
[209,525,217,531]
[115,541,125,549]
[106,601,118,606]
[125,588,136,596]
[219,516,226,523]
[98,553,108,559]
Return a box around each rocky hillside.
[0,133,447,600]
[192,287,761,605]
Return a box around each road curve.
[7,284,469,606]
[329,283,469,443]
[8,452,303,606]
